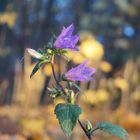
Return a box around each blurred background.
[0,0,140,140]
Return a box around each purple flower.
[64,60,96,82]
[54,24,79,51]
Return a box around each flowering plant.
[27,24,128,140]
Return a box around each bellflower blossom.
[64,60,96,82]
[54,24,79,51]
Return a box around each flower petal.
[65,60,88,75]
[72,35,79,43]
[54,24,79,51]
[64,60,96,82]
[82,68,96,76]
[75,60,88,71]
[62,24,74,36]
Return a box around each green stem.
[90,127,99,134]
[51,62,67,95]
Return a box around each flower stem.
[90,127,99,134]
[51,62,67,95]
[78,120,92,140]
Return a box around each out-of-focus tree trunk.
[39,0,54,105]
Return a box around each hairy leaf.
[55,103,82,138]
[95,122,128,140]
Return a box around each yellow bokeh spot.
[80,90,98,105]
[96,89,109,102]
[22,119,45,134]
[114,77,128,91]
[0,12,17,28]
[99,61,113,73]
[80,39,104,61]
[80,89,109,105]
[67,33,104,64]
[43,63,58,76]
[67,51,85,64]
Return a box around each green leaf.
[54,103,82,138]
[30,62,42,78]
[37,49,45,55]
[94,122,128,140]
